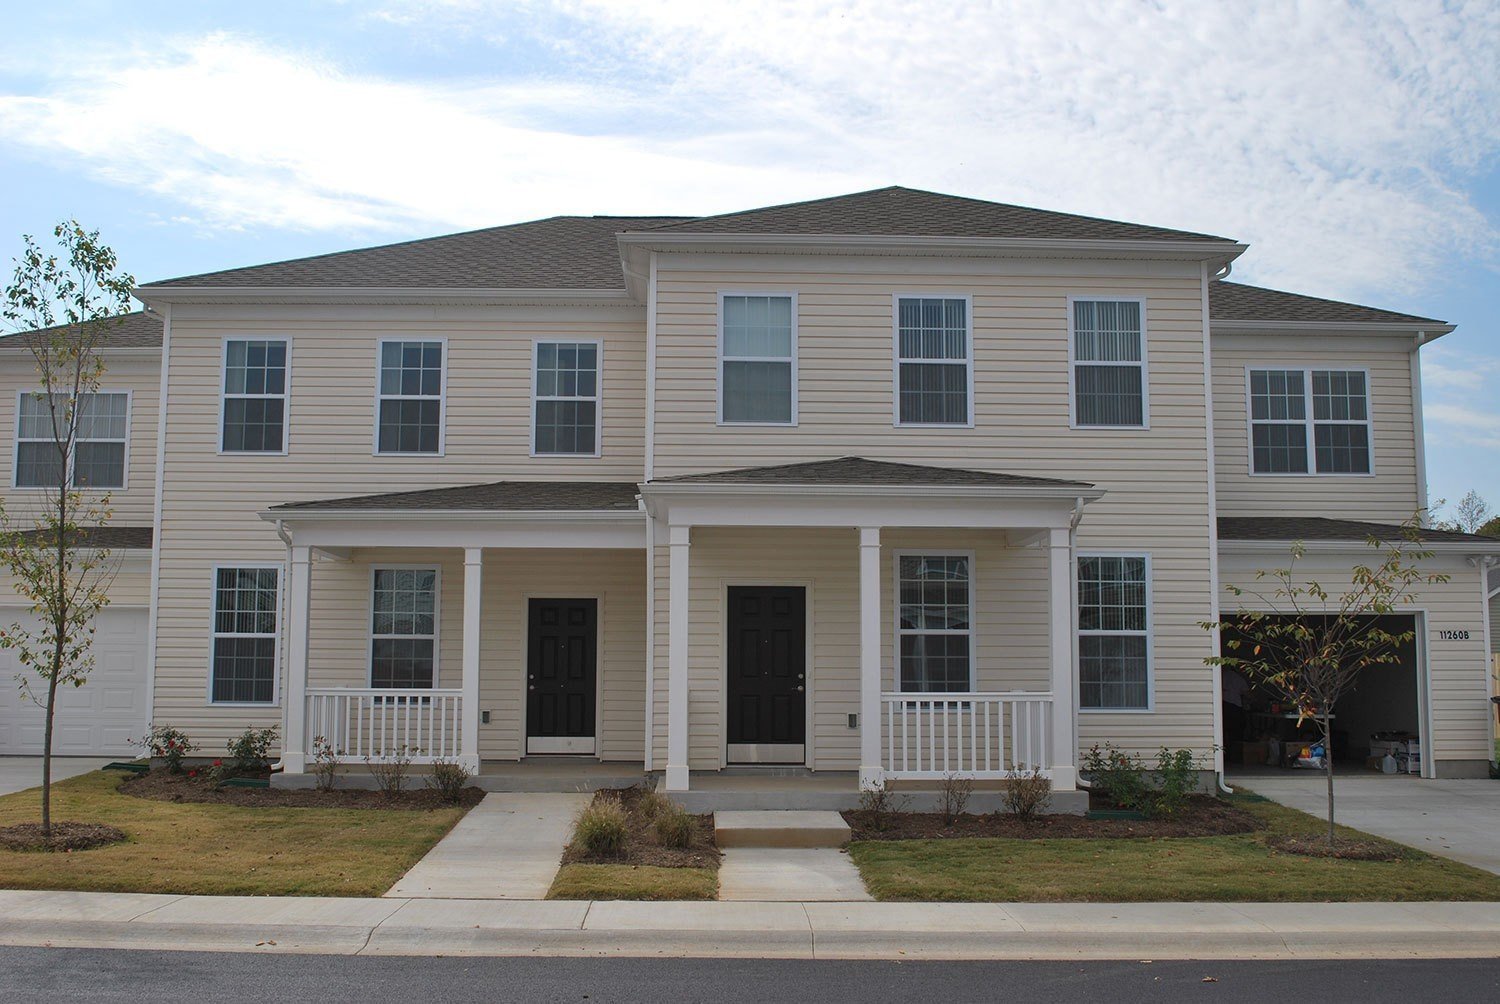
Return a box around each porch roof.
[1218,516,1500,553]
[651,456,1094,490]
[266,480,641,514]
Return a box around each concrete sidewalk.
[0,890,1496,960]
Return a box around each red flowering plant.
[133,724,198,774]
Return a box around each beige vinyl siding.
[0,554,152,609]
[0,349,159,528]
[303,547,646,762]
[1211,334,1421,521]
[153,303,647,747]
[649,254,1218,764]
[1219,549,1494,769]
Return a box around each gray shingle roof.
[12,526,153,549]
[1209,281,1443,326]
[0,311,162,349]
[637,186,1232,242]
[143,216,690,290]
[652,457,1093,489]
[269,481,641,513]
[1218,516,1496,545]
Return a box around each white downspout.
[1203,263,1233,795]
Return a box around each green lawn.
[850,793,1500,902]
[0,770,468,897]
[547,863,718,901]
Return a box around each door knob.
[796,685,805,692]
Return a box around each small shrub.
[857,783,908,831]
[938,772,973,825]
[637,788,674,822]
[366,745,417,795]
[653,804,696,849]
[1003,765,1053,822]
[574,798,629,856]
[311,736,341,793]
[134,724,197,774]
[224,726,279,778]
[1152,746,1200,816]
[426,759,474,804]
[1082,743,1150,813]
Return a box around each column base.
[858,766,886,792]
[663,763,690,792]
[457,754,481,773]
[1049,764,1078,791]
[280,753,307,774]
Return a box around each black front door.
[526,598,597,754]
[726,586,806,764]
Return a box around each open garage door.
[0,607,149,755]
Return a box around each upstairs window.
[1248,368,1371,475]
[376,340,444,454]
[895,296,971,425]
[221,339,288,453]
[719,294,795,424]
[533,341,600,455]
[1078,554,1151,711]
[371,568,438,689]
[15,391,128,489]
[1072,299,1146,427]
[896,554,973,693]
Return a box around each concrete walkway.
[0,890,1497,959]
[0,757,114,797]
[385,792,590,899]
[1236,773,1500,875]
[718,848,871,901]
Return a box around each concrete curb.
[0,892,1497,960]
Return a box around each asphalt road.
[3,948,1499,1003]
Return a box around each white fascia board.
[1218,539,1500,556]
[133,286,638,309]
[1210,319,1455,338]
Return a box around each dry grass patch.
[0,770,470,896]
[549,787,720,901]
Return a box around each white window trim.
[368,564,442,690]
[891,293,975,429]
[206,563,283,707]
[716,291,799,427]
[891,549,977,695]
[1244,365,1376,477]
[12,387,132,492]
[1076,550,1154,714]
[372,336,448,457]
[1067,295,1150,430]
[530,337,604,458]
[217,335,292,456]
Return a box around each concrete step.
[713,810,852,848]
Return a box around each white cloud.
[2,1,1499,301]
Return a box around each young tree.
[1203,519,1447,847]
[0,222,133,844]
[1432,490,1491,534]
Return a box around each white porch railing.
[305,688,464,763]
[882,691,1053,779]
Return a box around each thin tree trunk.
[1322,713,1335,848]
[44,476,68,844]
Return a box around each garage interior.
[1221,614,1421,776]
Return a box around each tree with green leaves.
[1202,518,1447,847]
[0,222,134,845]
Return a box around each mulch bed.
[1266,834,1406,861]
[0,821,128,852]
[844,796,1261,841]
[562,787,720,869]
[120,769,485,811]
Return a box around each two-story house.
[2,187,1495,801]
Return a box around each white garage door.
[0,607,149,755]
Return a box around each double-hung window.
[371,568,438,689]
[210,567,280,704]
[1077,555,1151,711]
[221,339,288,452]
[896,554,973,693]
[376,340,444,454]
[533,341,600,455]
[719,294,795,424]
[15,391,128,489]
[1248,368,1371,474]
[895,296,971,425]
[1071,298,1147,427]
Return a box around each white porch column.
[858,526,884,790]
[664,524,691,791]
[460,547,483,772]
[1048,527,1079,789]
[281,545,312,774]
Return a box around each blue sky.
[1,1,1496,514]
